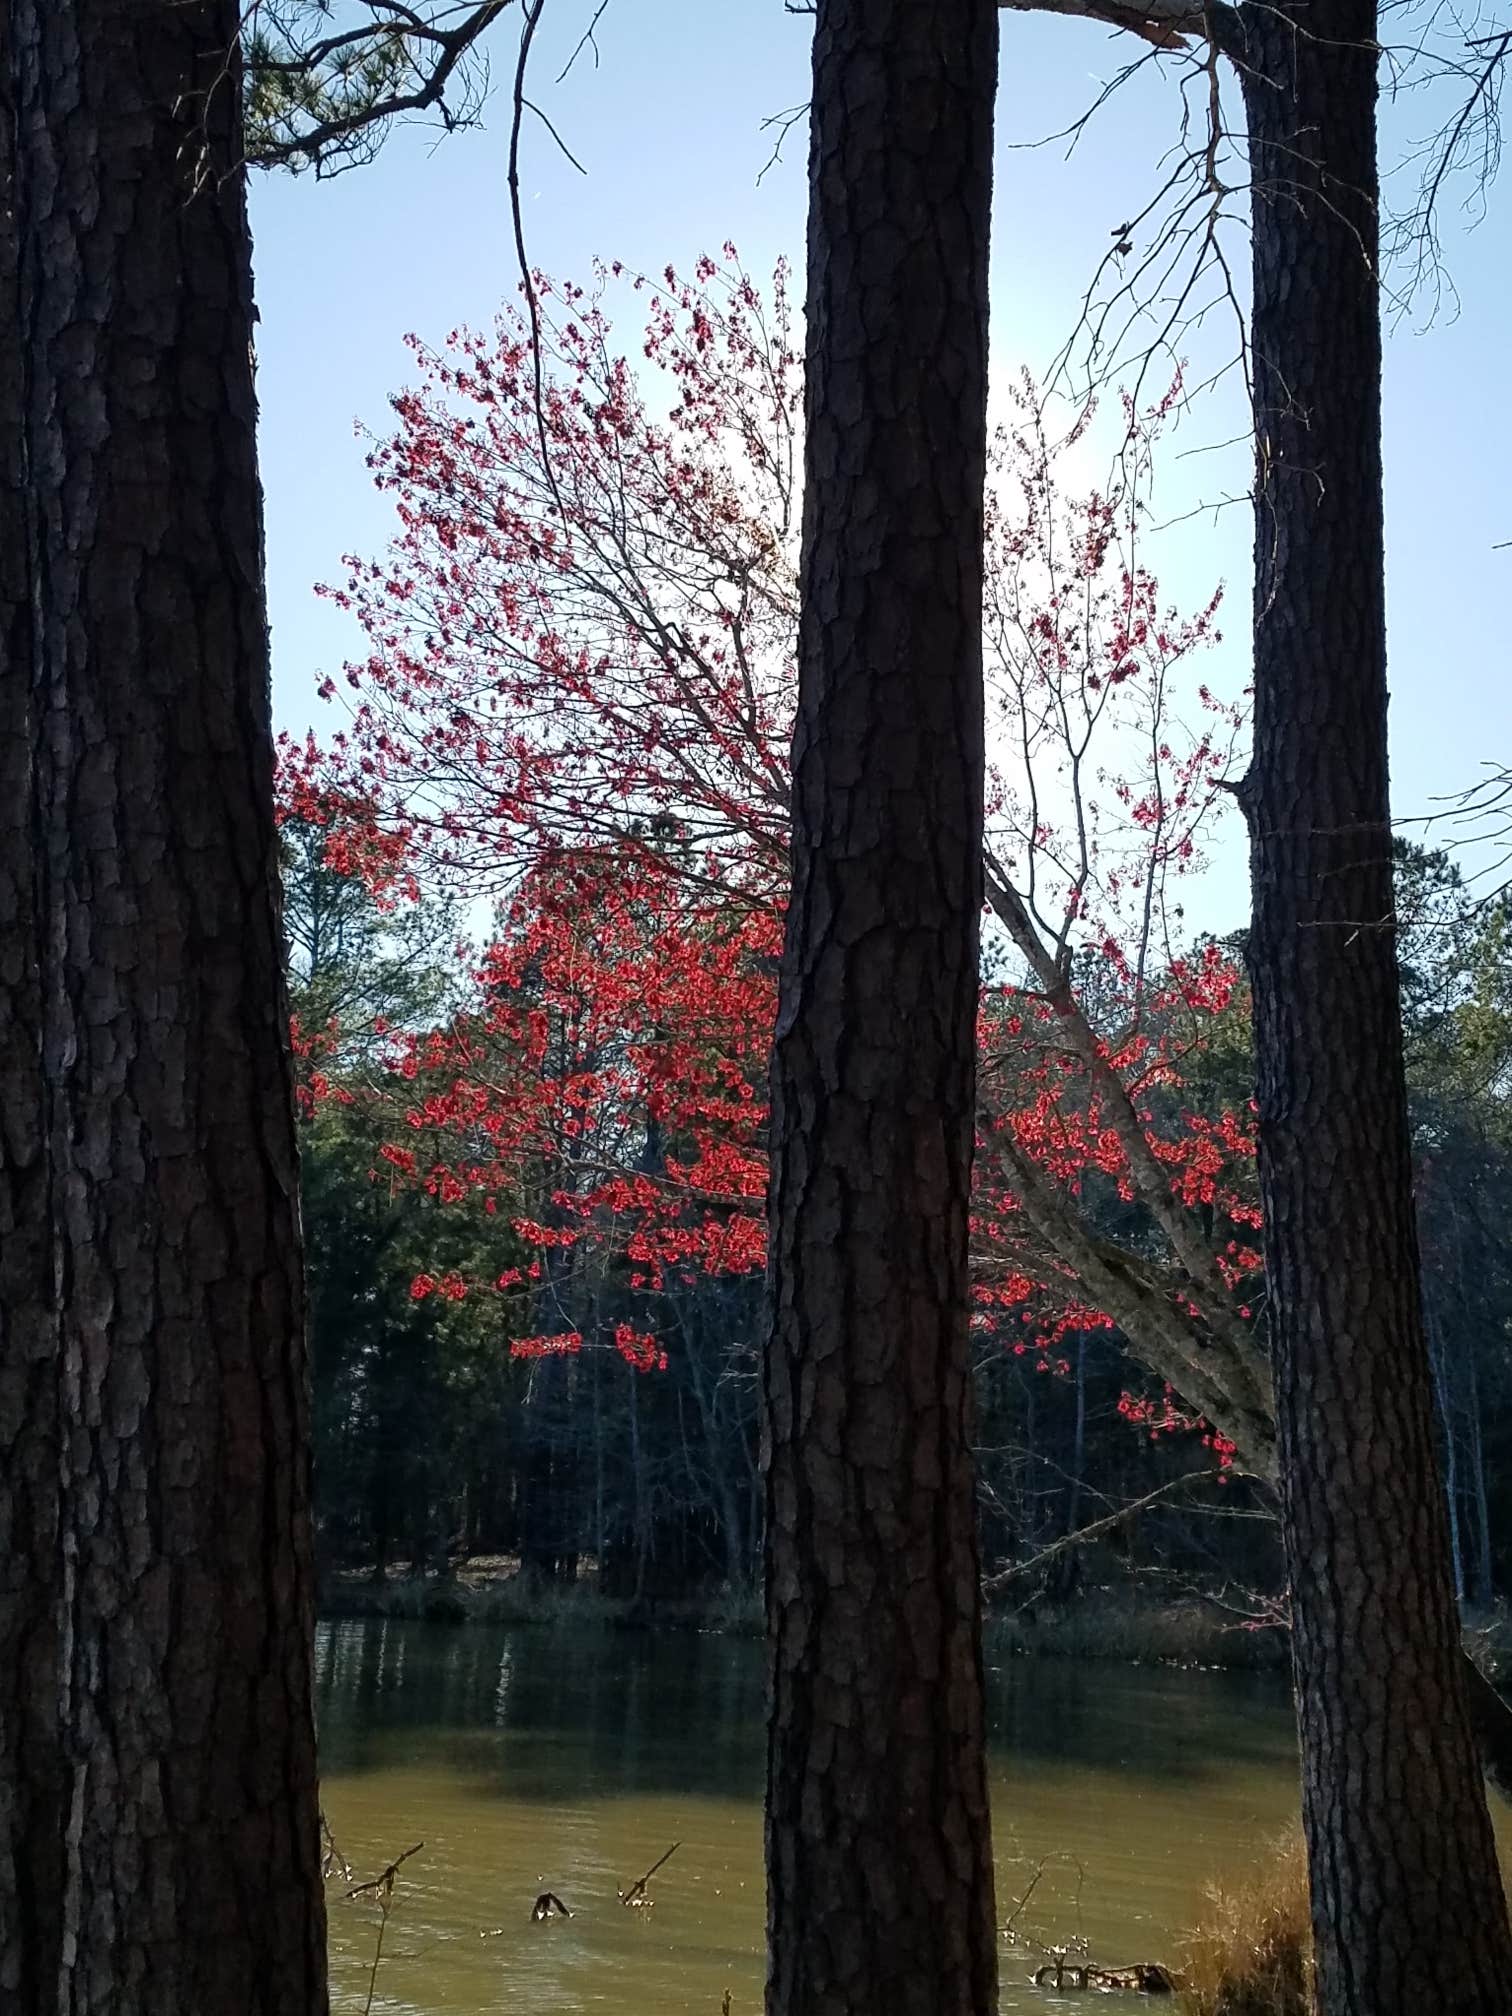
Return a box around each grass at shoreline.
[318,1564,1293,1669]
[986,1591,1290,1671]
[1179,1831,1312,2016]
[319,1558,1512,1678]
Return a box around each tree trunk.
[1466,1342,1494,1609]
[1427,1309,1466,1602]
[518,1353,574,1581]
[764,1,999,2009]
[685,1327,749,1587]
[629,1361,649,1604]
[1051,1334,1088,1599]
[0,5,328,2011]
[1239,3,1512,2005]
[0,20,61,2007]
[593,1340,607,1570]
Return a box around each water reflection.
[318,1619,766,1803]
[318,1620,1298,2014]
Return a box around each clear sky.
[250,0,1510,935]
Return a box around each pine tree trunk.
[763,2,999,2009]
[0,19,61,2005]
[1239,3,1512,2004]
[0,5,328,2010]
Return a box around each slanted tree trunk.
[764,1,999,2009]
[0,5,327,2010]
[1239,3,1512,2005]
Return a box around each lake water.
[317,1619,1299,2013]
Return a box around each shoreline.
[317,1568,1296,1671]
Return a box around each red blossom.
[281,250,1256,1413]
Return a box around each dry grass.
[983,1591,1289,1672]
[1178,1830,1312,2016]
[1179,1803,1512,2015]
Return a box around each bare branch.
[983,1467,1238,1593]
[556,0,611,80]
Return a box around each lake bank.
[318,1563,1295,1671]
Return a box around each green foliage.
[283,813,458,1059]
[283,817,516,1575]
[244,1,504,176]
[1394,840,1512,1108]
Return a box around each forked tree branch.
[997,0,1241,52]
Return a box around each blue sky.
[251,0,1510,934]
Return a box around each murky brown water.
[317,1619,1299,2013]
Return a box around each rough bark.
[763,2,1000,2011]
[0,5,328,2011]
[0,16,61,2008]
[1238,3,1512,2006]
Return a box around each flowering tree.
[289,248,1276,1480]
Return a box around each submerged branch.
[619,1839,681,1906]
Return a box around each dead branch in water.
[1006,1851,1178,1994]
[619,1839,681,1906]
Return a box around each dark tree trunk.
[518,1350,578,1582]
[1467,1345,1494,1608]
[1239,4,1512,2006]
[763,2,999,2010]
[0,5,327,2011]
[628,1361,649,1602]
[0,23,60,2009]
[369,1452,394,1581]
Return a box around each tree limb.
[995,0,1243,57]
[998,1131,1278,1475]
[983,1467,1235,1593]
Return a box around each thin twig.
[346,1840,426,1901]
[320,1811,353,1885]
[346,1841,424,2016]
